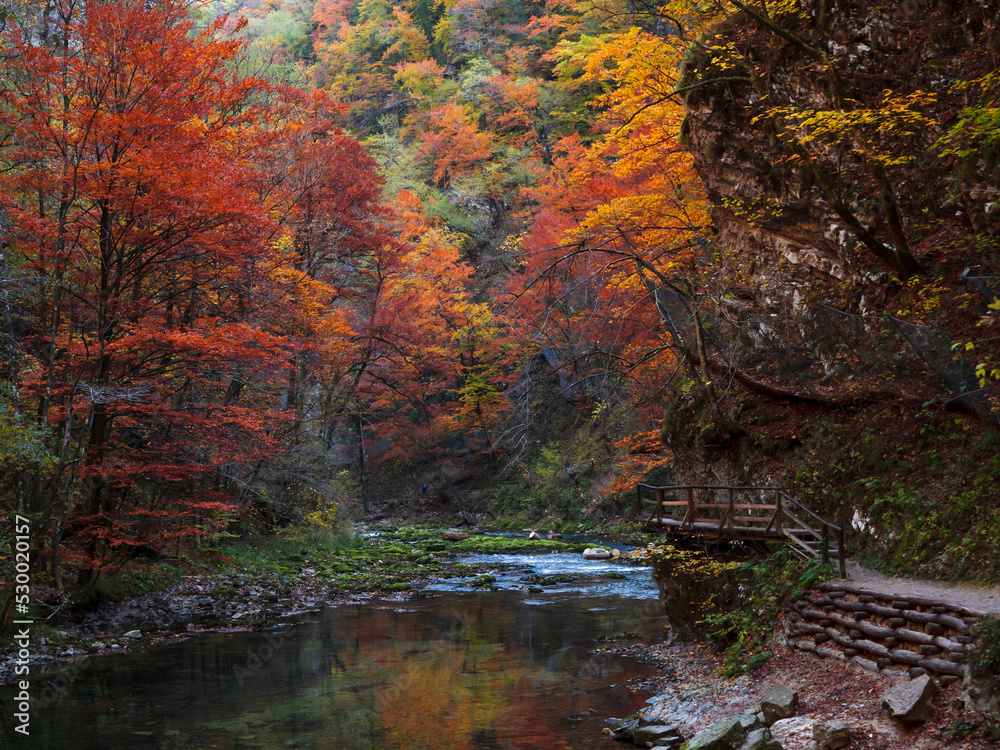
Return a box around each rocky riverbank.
[600,638,998,749]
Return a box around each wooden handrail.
[780,491,842,532]
[636,483,783,491]
[636,483,846,578]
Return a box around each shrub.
[969,615,1000,686]
[630,544,831,676]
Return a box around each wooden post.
[822,524,830,566]
[656,487,664,528]
[775,490,783,535]
[838,527,847,579]
[727,487,735,532]
[634,485,643,520]
[686,486,694,530]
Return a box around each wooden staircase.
[634,484,846,578]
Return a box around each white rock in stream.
[583,548,612,560]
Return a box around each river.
[2,550,667,749]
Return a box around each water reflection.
[4,578,665,749]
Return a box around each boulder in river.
[607,715,640,742]
[583,547,612,560]
[881,674,939,726]
[632,724,683,748]
[607,713,685,748]
[528,531,541,540]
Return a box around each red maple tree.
[0,0,298,583]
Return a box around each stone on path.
[683,716,746,750]
[739,727,783,750]
[760,685,799,725]
[881,674,939,726]
[769,717,814,750]
[737,712,764,732]
[813,719,851,749]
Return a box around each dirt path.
[844,559,1000,614]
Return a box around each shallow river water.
[3,551,667,749]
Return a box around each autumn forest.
[2,0,1000,593]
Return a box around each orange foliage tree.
[506,24,715,481]
[350,189,500,463]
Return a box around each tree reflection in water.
[7,589,665,749]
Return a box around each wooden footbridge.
[634,484,847,578]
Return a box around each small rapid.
[427,550,659,601]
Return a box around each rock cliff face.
[681,0,999,306]
[659,0,1000,489]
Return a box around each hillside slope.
[659,0,1000,580]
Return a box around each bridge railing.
[635,483,846,578]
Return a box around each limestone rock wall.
[683,0,999,306]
